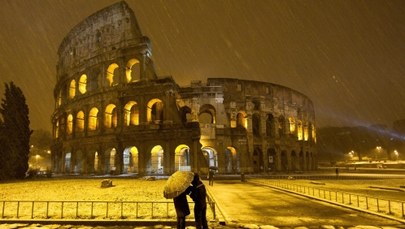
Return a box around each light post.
[35,154,40,169]
[375,146,382,161]
[393,150,399,161]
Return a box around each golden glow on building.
[126,58,140,82]
[88,107,99,131]
[124,101,139,126]
[69,80,76,98]
[297,120,303,140]
[78,74,87,94]
[106,63,119,86]
[289,117,295,133]
[67,114,73,134]
[147,99,163,123]
[104,104,117,128]
[76,111,85,132]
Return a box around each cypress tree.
[0,82,32,179]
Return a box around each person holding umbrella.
[189,173,208,229]
[164,171,194,229]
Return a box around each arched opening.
[278,116,285,136]
[148,145,164,174]
[126,58,140,82]
[55,120,59,139]
[252,114,261,137]
[281,150,288,171]
[106,63,119,86]
[199,104,216,124]
[124,101,139,126]
[267,148,277,172]
[289,117,296,134]
[123,146,139,174]
[88,107,99,131]
[78,74,87,94]
[225,147,239,173]
[74,150,84,174]
[175,144,191,171]
[291,151,299,171]
[69,80,76,99]
[202,147,217,168]
[64,152,71,173]
[147,99,163,124]
[236,111,247,129]
[105,148,116,174]
[67,114,73,135]
[94,151,99,173]
[76,111,84,132]
[311,124,316,143]
[253,147,263,173]
[297,120,303,140]
[179,106,192,123]
[57,90,62,107]
[266,114,275,137]
[104,104,118,128]
[304,122,309,141]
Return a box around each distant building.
[51,1,317,176]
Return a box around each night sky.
[0,0,403,132]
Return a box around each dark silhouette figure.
[335,168,339,177]
[208,169,215,186]
[173,190,191,229]
[190,173,209,229]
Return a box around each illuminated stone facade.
[51,1,317,176]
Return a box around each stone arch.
[123,146,139,174]
[224,146,239,173]
[280,150,288,171]
[175,144,191,171]
[236,111,247,129]
[106,63,119,86]
[267,148,277,172]
[278,116,286,136]
[76,111,85,132]
[252,113,261,137]
[124,101,139,126]
[67,114,73,135]
[64,151,72,173]
[291,150,298,171]
[253,146,263,173]
[78,74,87,94]
[289,117,296,134]
[73,150,84,174]
[199,104,216,124]
[299,151,305,171]
[297,120,303,140]
[147,99,164,124]
[105,148,117,174]
[266,114,275,137]
[179,106,192,123]
[202,146,217,168]
[69,79,76,98]
[126,58,140,82]
[147,145,164,174]
[104,104,118,128]
[93,151,100,174]
[88,107,99,131]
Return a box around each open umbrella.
[163,171,194,199]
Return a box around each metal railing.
[0,199,217,221]
[254,180,405,222]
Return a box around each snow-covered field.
[0,178,214,220]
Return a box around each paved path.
[206,180,403,227]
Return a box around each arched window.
[57,90,62,107]
[69,80,76,99]
[289,117,296,134]
[147,99,163,123]
[236,112,247,129]
[126,58,140,82]
[88,107,99,131]
[252,113,260,137]
[304,122,309,141]
[106,63,119,86]
[78,74,87,94]
[104,104,117,128]
[199,104,216,124]
[67,114,73,134]
[297,120,303,140]
[124,101,139,126]
[76,111,85,132]
[266,114,275,137]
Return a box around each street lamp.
[375,146,382,161]
[393,150,399,161]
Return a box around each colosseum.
[51,1,317,176]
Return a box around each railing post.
[106,202,109,218]
[366,197,369,209]
[46,201,49,218]
[136,202,139,218]
[91,202,94,218]
[1,201,4,218]
[388,200,391,214]
[402,202,404,218]
[151,202,154,218]
[167,202,169,218]
[76,202,78,218]
[31,201,34,219]
[61,202,64,218]
[17,201,20,218]
[377,198,380,212]
[121,202,123,219]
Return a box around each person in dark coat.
[190,173,208,229]
[173,189,191,229]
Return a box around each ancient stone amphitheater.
[51,1,317,176]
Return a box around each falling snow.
[0,0,404,131]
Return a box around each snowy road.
[206,180,401,227]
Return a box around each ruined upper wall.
[57,1,145,77]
